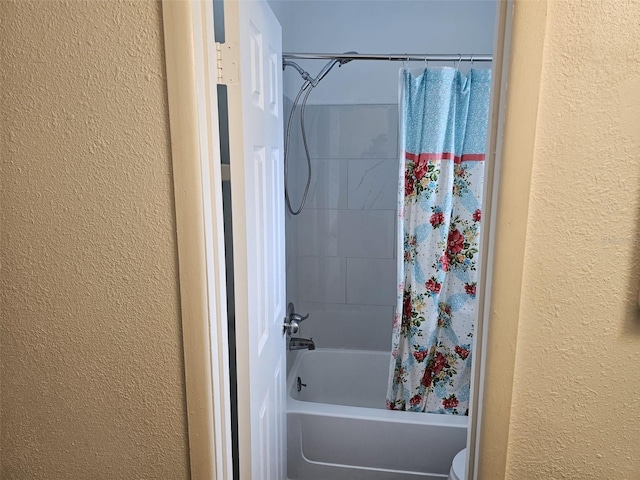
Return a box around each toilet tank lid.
[452,448,467,477]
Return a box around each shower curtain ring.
[456,53,462,70]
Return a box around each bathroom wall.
[288,103,400,350]
[285,97,300,319]
[270,0,497,104]
[272,0,497,351]
[501,0,640,478]
[1,1,190,478]
[474,0,640,478]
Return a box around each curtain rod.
[283,52,493,62]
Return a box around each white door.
[224,1,286,478]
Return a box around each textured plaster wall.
[1,1,190,478]
[505,0,640,478]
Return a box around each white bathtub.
[287,349,468,480]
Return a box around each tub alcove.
[267,1,498,479]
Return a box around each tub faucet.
[289,337,315,351]
[287,303,309,323]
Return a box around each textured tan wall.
[505,0,640,478]
[0,1,190,478]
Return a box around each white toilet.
[447,448,467,480]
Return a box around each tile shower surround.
[286,104,399,352]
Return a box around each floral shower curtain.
[387,68,492,414]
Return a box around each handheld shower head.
[283,52,359,87]
[312,51,359,85]
[283,50,358,216]
[338,51,358,65]
[314,59,340,84]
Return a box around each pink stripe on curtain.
[405,151,486,164]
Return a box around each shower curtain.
[387,68,491,414]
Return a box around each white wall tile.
[284,97,300,305]
[297,302,394,351]
[285,155,306,208]
[288,102,403,350]
[346,258,397,306]
[348,159,399,210]
[335,105,398,159]
[291,106,334,158]
[337,210,395,259]
[298,104,398,159]
[306,159,348,209]
[298,256,346,304]
[286,211,299,305]
[297,209,339,257]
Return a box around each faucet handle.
[287,302,309,324]
[290,312,309,322]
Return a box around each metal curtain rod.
[283,52,493,62]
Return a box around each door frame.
[162,0,545,479]
[162,1,233,479]
[473,1,548,478]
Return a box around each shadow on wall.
[619,79,640,336]
[622,176,640,336]
[362,134,391,158]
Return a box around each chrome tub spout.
[289,337,315,351]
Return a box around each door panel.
[224,1,286,478]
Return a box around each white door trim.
[162,1,233,479]
[466,1,514,478]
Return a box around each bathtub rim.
[287,348,468,428]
